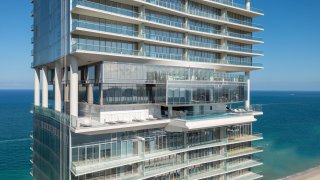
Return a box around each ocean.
[0,90,320,180]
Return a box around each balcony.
[227,146,263,157]
[145,0,263,15]
[73,0,139,18]
[72,0,264,34]
[71,42,263,69]
[227,133,263,144]
[209,0,264,14]
[230,171,263,180]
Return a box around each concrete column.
[42,66,48,108]
[139,5,145,19]
[55,63,62,112]
[183,49,188,61]
[184,33,188,45]
[70,56,78,117]
[245,71,250,110]
[184,17,188,29]
[246,0,251,10]
[168,106,173,118]
[138,42,144,56]
[138,23,145,38]
[34,68,40,106]
[87,84,93,104]
[184,0,188,12]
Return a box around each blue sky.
[0,0,319,91]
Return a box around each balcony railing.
[72,20,139,37]
[73,0,140,18]
[145,15,184,28]
[144,33,184,44]
[73,0,263,30]
[146,0,185,12]
[72,42,263,67]
[72,43,140,56]
[209,0,264,14]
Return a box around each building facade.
[31,0,264,179]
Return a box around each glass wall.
[188,35,220,49]
[187,128,220,146]
[227,12,253,26]
[72,35,138,55]
[227,41,253,53]
[226,124,252,139]
[75,0,139,17]
[144,44,184,60]
[33,0,69,66]
[32,106,70,180]
[188,50,220,63]
[71,163,139,180]
[145,26,184,44]
[188,1,221,19]
[167,83,246,105]
[226,55,252,66]
[102,62,245,83]
[189,19,221,34]
[188,161,222,177]
[72,14,138,36]
[146,0,185,12]
[145,9,184,28]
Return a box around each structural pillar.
[246,0,251,10]
[34,68,40,106]
[42,66,48,108]
[55,62,62,112]
[245,71,250,110]
[87,84,94,104]
[70,56,78,117]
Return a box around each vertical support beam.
[246,0,251,10]
[34,68,40,106]
[184,0,188,12]
[139,5,145,19]
[87,84,93,104]
[245,71,251,110]
[42,66,48,108]
[168,106,173,118]
[55,62,62,112]
[70,56,78,117]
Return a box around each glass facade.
[101,62,246,105]
[145,9,184,28]
[72,14,138,36]
[33,0,69,66]
[32,0,263,179]
[32,106,70,180]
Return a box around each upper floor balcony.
[71,41,263,71]
[70,133,262,176]
[144,0,264,16]
[72,0,264,34]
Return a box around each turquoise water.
[0,90,320,179]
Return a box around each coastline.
[282,166,320,180]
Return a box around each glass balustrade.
[73,0,263,30]
[72,20,138,37]
[73,0,139,18]
[146,0,185,12]
[72,43,139,56]
[209,0,263,14]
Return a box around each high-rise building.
[31,0,264,179]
